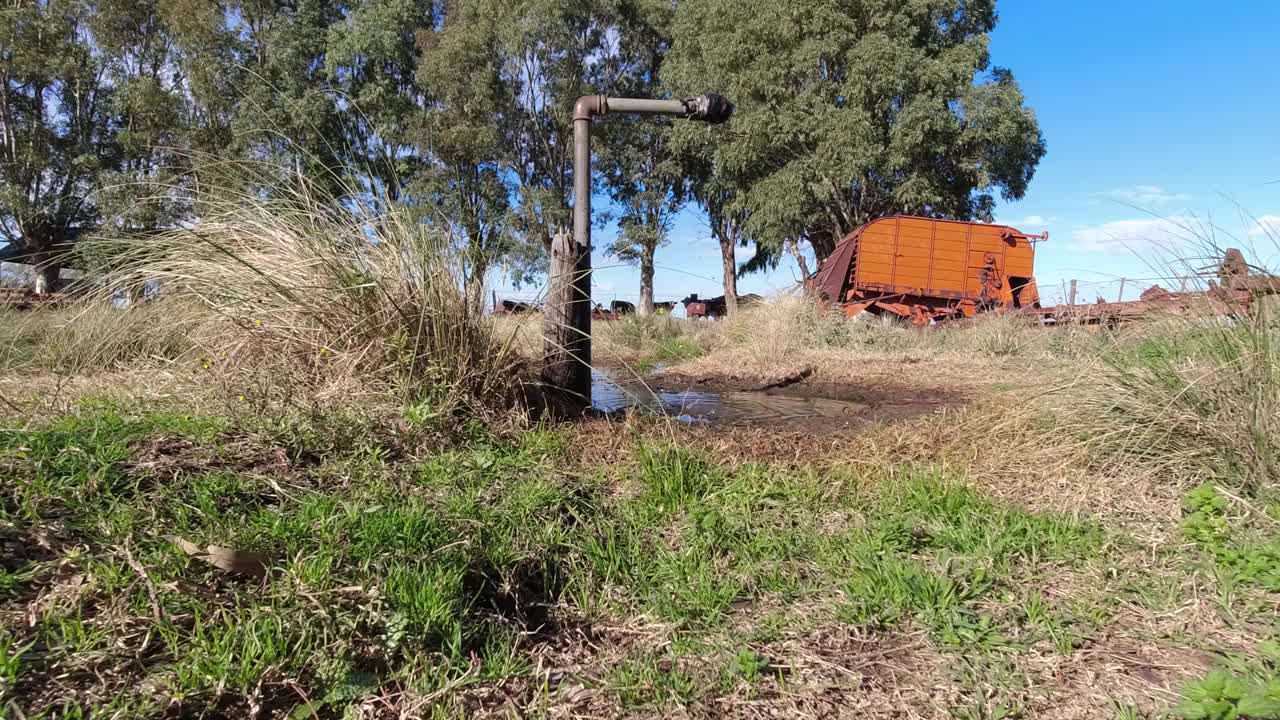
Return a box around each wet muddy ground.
[591,368,963,432]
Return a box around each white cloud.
[1069,216,1203,253]
[1247,215,1280,238]
[1102,185,1192,206]
[993,215,1057,228]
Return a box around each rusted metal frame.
[926,219,937,299]
[847,228,861,302]
[859,282,968,300]
[963,221,974,299]
[998,230,1012,306]
[1042,285,1256,324]
[889,216,901,293]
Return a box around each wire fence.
[1037,274,1217,306]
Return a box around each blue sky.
[495,1,1280,310]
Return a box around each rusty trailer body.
[811,215,1048,324]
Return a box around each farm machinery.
[1036,248,1280,324]
[810,215,1280,325]
[810,215,1046,324]
[0,287,67,309]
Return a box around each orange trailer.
[810,215,1048,324]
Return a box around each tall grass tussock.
[1100,299,1280,494]
[82,176,522,417]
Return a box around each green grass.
[0,397,1274,718]
[594,313,711,367]
[1100,310,1280,492]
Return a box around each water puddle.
[591,369,876,428]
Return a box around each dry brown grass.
[0,302,199,375]
[74,187,526,421]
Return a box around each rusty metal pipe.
[568,97,688,277]
[568,92,734,266]
[601,97,688,117]
[547,93,733,405]
[569,102,594,370]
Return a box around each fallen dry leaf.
[167,535,271,579]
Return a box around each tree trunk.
[786,239,812,281]
[463,226,489,314]
[33,255,59,294]
[719,224,738,317]
[464,258,488,315]
[810,233,836,266]
[638,242,655,315]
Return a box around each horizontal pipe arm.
[573,94,734,123]
[603,97,688,116]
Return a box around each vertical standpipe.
[541,94,734,406]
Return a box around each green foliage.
[384,564,468,651]
[841,556,999,643]
[1,0,629,296]
[607,653,703,708]
[0,406,1123,716]
[1103,312,1280,491]
[595,0,686,311]
[172,607,322,694]
[1182,485,1280,592]
[638,445,719,511]
[0,629,33,689]
[326,0,435,196]
[721,648,770,688]
[0,0,192,283]
[1176,670,1280,720]
[663,0,1045,270]
[833,475,1099,649]
[575,444,1101,637]
[415,0,627,289]
[603,313,708,363]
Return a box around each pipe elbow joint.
[573,95,606,122]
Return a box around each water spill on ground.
[591,368,952,431]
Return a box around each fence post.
[541,230,592,407]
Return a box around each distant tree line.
[0,0,1044,314]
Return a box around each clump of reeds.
[94,178,523,420]
[1089,222,1280,494]
[1098,297,1280,493]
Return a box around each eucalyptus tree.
[0,0,193,292]
[327,0,439,204]
[663,0,1046,273]
[222,0,346,196]
[415,0,614,296]
[416,0,515,310]
[496,0,613,258]
[594,0,685,315]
